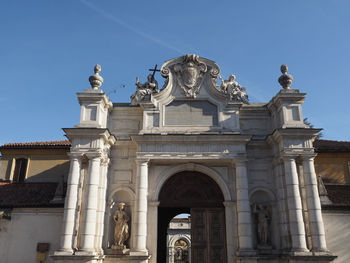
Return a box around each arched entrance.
[157,171,227,263]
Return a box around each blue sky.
[1,0,349,145]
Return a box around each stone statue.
[219,74,248,103]
[130,74,159,105]
[112,202,130,250]
[175,247,183,261]
[252,203,271,247]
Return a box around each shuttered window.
[13,158,28,182]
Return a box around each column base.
[311,248,330,253]
[75,250,99,256]
[129,249,149,257]
[235,250,257,263]
[287,248,310,256]
[236,249,257,257]
[51,253,102,263]
[53,249,74,256]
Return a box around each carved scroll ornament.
[173,54,207,98]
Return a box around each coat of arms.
[173,54,207,98]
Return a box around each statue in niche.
[130,74,159,105]
[175,247,183,261]
[252,203,272,248]
[112,202,130,251]
[219,74,248,103]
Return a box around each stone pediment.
[134,54,248,134]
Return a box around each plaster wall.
[0,149,69,182]
[26,158,69,182]
[323,211,350,263]
[315,153,350,184]
[0,208,63,263]
[0,158,10,180]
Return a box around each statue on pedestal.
[112,202,130,251]
[130,74,159,105]
[219,74,248,103]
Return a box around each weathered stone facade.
[7,55,338,263]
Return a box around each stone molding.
[108,186,136,203]
[248,187,276,202]
[151,162,232,201]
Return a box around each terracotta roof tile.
[0,183,65,208]
[314,139,350,153]
[171,218,191,223]
[0,140,71,149]
[323,184,350,209]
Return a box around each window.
[12,158,28,182]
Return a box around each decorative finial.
[278,64,293,89]
[89,64,104,90]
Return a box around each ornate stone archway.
[157,171,227,263]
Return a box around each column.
[235,159,254,251]
[58,152,82,253]
[95,157,109,252]
[148,201,160,263]
[131,159,149,255]
[274,161,290,249]
[302,154,327,251]
[78,152,101,253]
[223,201,235,263]
[282,156,308,252]
[101,158,110,250]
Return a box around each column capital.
[136,158,150,166]
[67,152,84,160]
[234,158,248,167]
[280,154,298,161]
[301,153,317,161]
[148,201,160,207]
[223,201,236,207]
[86,151,103,160]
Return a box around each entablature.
[131,134,251,160]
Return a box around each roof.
[314,139,350,153]
[0,182,65,208]
[171,218,191,223]
[323,184,350,209]
[0,140,71,150]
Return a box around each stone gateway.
[51,54,337,263]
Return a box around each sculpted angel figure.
[113,202,130,248]
[219,74,248,103]
[130,74,159,104]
